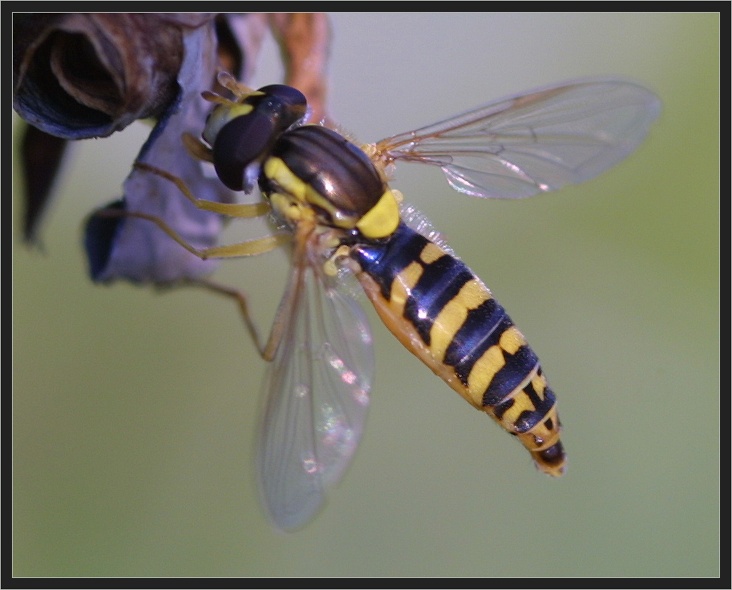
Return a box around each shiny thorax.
[260,125,400,240]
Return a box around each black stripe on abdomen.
[350,222,426,300]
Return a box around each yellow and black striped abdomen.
[350,222,566,476]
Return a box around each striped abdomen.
[350,222,566,476]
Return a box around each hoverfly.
[115,72,660,530]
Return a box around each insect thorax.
[260,125,401,240]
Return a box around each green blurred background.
[13,13,719,577]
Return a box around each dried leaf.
[19,124,68,243]
[85,20,232,283]
[269,13,331,124]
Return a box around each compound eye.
[257,84,307,108]
[213,112,277,191]
[257,84,308,126]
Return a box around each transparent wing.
[374,78,661,199]
[256,260,373,531]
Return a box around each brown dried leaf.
[268,13,332,124]
[19,124,68,244]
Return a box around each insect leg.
[256,222,313,362]
[93,160,296,356]
[181,132,214,163]
[183,255,306,362]
[134,162,271,219]
[180,230,309,362]
[94,206,290,261]
[179,277,268,357]
[259,261,305,362]
[215,71,259,100]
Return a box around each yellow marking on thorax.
[356,189,400,239]
[429,279,492,363]
[264,157,360,229]
[269,192,314,224]
[264,157,306,200]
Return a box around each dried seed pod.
[13,13,213,138]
